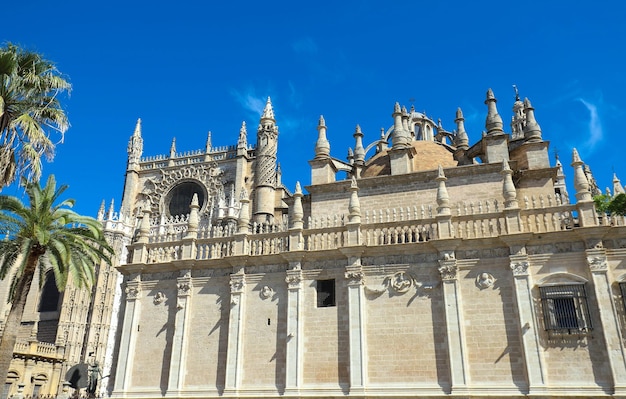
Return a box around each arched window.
[39,272,60,312]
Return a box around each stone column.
[509,253,547,394]
[438,252,469,393]
[113,275,142,392]
[344,258,366,392]
[224,272,245,392]
[167,270,193,393]
[586,249,626,394]
[284,263,303,394]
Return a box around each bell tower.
[254,97,278,223]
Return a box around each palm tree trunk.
[0,254,39,383]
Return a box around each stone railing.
[13,340,64,360]
[124,199,601,264]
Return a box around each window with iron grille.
[539,284,592,335]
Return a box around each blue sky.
[3,0,626,216]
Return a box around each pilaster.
[437,250,469,394]
[224,272,245,393]
[113,275,142,393]
[585,246,626,395]
[344,255,367,392]
[505,238,547,394]
[167,270,193,394]
[284,261,303,394]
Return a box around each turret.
[389,103,416,175]
[310,115,337,184]
[391,102,410,149]
[254,97,279,223]
[522,98,542,142]
[481,89,509,164]
[485,88,504,135]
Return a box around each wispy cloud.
[230,89,266,118]
[578,98,603,150]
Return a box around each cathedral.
[3,88,626,399]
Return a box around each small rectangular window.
[540,284,592,335]
[316,279,336,308]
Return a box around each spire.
[572,148,592,202]
[169,138,177,158]
[314,115,331,159]
[133,118,142,137]
[205,131,212,152]
[107,199,115,220]
[391,102,410,149]
[97,200,106,221]
[353,124,365,165]
[237,122,247,149]
[436,165,450,215]
[261,97,275,122]
[522,98,542,142]
[554,154,570,204]
[454,108,469,150]
[127,118,143,167]
[484,88,504,134]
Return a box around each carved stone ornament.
[476,272,495,289]
[510,261,529,276]
[125,285,140,300]
[344,271,364,285]
[153,292,166,305]
[438,263,458,281]
[390,271,412,293]
[230,276,245,294]
[260,285,274,300]
[178,282,192,296]
[285,273,302,289]
[587,255,608,271]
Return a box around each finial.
[523,98,542,142]
[261,96,275,121]
[170,137,176,157]
[319,115,326,127]
[485,88,504,134]
[133,118,142,137]
[206,131,212,151]
[97,200,106,221]
[238,121,247,148]
[353,124,365,164]
[314,114,331,158]
[394,102,401,114]
[454,107,469,149]
[295,181,302,195]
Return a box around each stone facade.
[104,91,626,399]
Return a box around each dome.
[361,141,457,178]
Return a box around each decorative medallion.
[153,292,166,305]
[260,285,274,300]
[476,272,495,289]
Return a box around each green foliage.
[0,175,113,301]
[593,193,626,217]
[0,43,71,187]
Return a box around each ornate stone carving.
[344,271,364,286]
[153,292,166,305]
[144,163,224,215]
[476,272,495,289]
[125,285,140,300]
[438,263,458,281]
[285,272,302,289]
[587,255,608,271]
[390,271,412,293]
[510,261,529,276]
[229,275,245,294]
[178,282,192,296]
[260,285,274,300]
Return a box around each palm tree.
[0,43,71,188]
[0,175,113,383]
